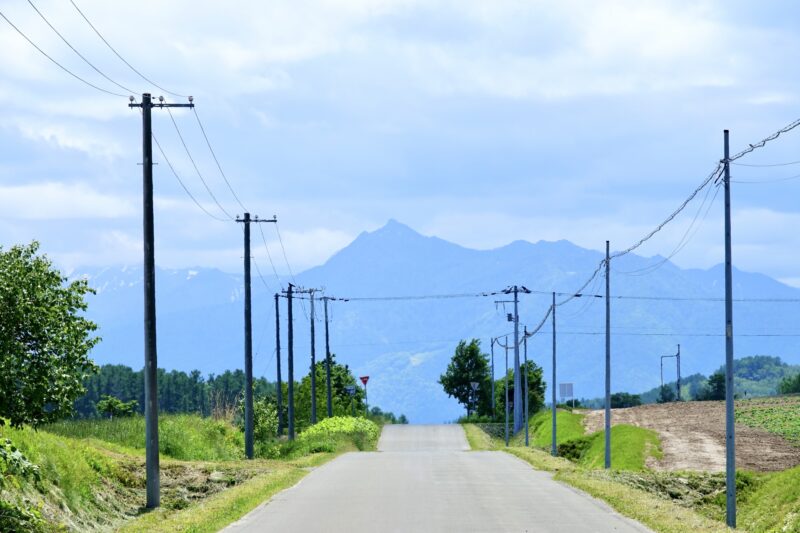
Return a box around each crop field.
[735,395,800,443]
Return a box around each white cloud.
[0,182,135,219]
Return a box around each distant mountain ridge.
[80,220,800,423]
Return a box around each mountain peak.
[371,219,420,237]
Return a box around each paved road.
[224,425,651,532]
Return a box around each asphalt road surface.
[224,425,651,532]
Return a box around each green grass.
[735,396,800,443]
[43,414,245,461]
[739,465,800,532]
[579,425,662,470]
[528,409,586,448]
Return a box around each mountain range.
[79,219,800,423]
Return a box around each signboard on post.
[360,376,369,386]
[559,383,575,407]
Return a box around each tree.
[0,242,99,427]
[779,373,800,394]
[96,395,138,419]
[493,361,545,420]
[695,371,726,401]
[656,385,676,404]
[398,414,409,424]
[610,392,641,408]
[439,339,491,416]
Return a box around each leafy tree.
[695,371,726,401]
[237,394,278,441]
[398,414,409,424]
[778,373,800,394]
[610,392,641,408]
[96,395,138,419]
[492,361,545,420]
[656,385,676,404]
[0,242,99,427]
[439,339,492,416]
[293,354,365,429]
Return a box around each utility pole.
[605,240,611,470]
[286,284,295,440]
[677,344,681,401]
[129,93,193,509]
[323,296,332,418]
[723,129,736,528]
[504,337,509,446]
[275,293,283,435]
[552,292,557,457]
[310,290,317,424]
[523,328,529,447]
[490,338,495,412]
[236,213,277,459]
[513,286,522,433]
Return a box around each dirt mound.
[582,401,800,472]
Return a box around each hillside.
[78,220,800,423]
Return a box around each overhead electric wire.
[273,223,308,318]
[732,159,800,167]
[165,106,234,220]
[68,0,188,98]
[27,0,136,95]
[151,131,229,222]
[0,10,127,97]
[257,223,283,289]
[731,171,800,184]
[192,107,248,211]
[252,257,276,294]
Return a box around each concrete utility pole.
[552,292,557,457]
[286,284,295,440]
[309,290,317,424]
[236,213,277,459]
[490,338,495,412]
[723,129,737,528]
[323,296,333,418]
[275,293,283,434]
[513,286,522,433]
[504,337,509,446]
[660,345,681,401]
[605,240,611,470]
[129,93,193,509]
[523,328,529,447]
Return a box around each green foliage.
[695,371,726,401]
[529,409,586,448]
[735,396,800,442]
[610,392,641,408]
[656,385,676,404]
[0,499,47,533]
[297,416,380,449]
[96,394,138,418]
[0,437,41,488]
[739,465,800,532]
[568,425,661,470]
[42,414,245,461]
[439,339,492,416]
[236,394,279,457]
[493,361,546,420]
[0,242,99,428]
[557,436,593,461]
[292,354,366,430]
[75,364,275,418]
[398,414,409,424]
[779,372,800,394]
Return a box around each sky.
[2,1,800,285]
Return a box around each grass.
[528,409,586,448]
[2,415,380,531]
[43,414,245,461]
[580,424,662,470]
[738,465,800,532]
[735,396,800,443]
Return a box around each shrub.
[296,416,380,451]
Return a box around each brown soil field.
[581,400,800,472]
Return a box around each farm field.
[582,398,800,472]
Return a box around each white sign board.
[559,383,574,400]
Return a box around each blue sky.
[2,1,800,285]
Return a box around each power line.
[0,10,127,97]
[731,171,800,184]
[732,159,800,167]
[728,118,800,162]
[165,106,233,220]
[273,223,307,318]
[151,131,229,222]
[68,0,187,98]
[27,0,136,94]
[192,107,248,212]
[257,223,283,288]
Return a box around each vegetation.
[0,242,99,428]
[527,409,586,448]
[735,396,800,443]
[610,392,642,408]
[96,394,138,419]
[656,385,676,404]
[492,362,545,420]
[439,339,492,416]
[779,372,800,394]
[694,371,726,401]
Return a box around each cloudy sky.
[2,0,800,285]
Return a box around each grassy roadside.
[1,415,380,532]
[463,424,734,533]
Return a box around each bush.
[296,416,380,452]
[557,437,593,462]
[779,373,800,394]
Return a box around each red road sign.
[360,376,369,386]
